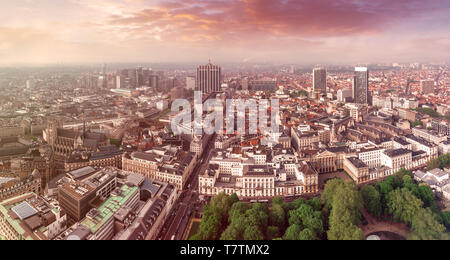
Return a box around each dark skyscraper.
[353,67,369,104]
[101,63,107,89]
[313,68,327,94]
[136,67,144,87]
[196,62,221,94]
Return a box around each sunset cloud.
[0,0,450,64]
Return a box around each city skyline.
[1,0,450,65]
[1,0,450,243]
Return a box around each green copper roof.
[0,201,26,238]
[80,185,138,234]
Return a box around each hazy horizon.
[1,0,450,65]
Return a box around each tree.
[327,210,364,240]
[272,197,284,206]
[322,178,345,209]
[244,225,264,240]
[289,203,314,226]
[299,228,317,240]
[210,192,234,220]
[269,204,286,230]
[333,182,363,225]
[360,185,382,218]
[426,153,450,171]
[245,205,269,232]
[410,120,422,128]
[326,180,364,240]
[229,202,250,223]
[200,212,222,240]
[230,193,239,205]
[266,226,280,240]
[394,169,413,187]
[417,185,435,208]
[387,189,423,225]
[220,224,241,240]
[379,181,394,197]
[302,212,324,236]
[414,107,440,118]
[283,224,302,240]
[427,158,441,171]
[290,198,306,210]
[307,197,323,212]
[441,211,450,230]
[408,208,449,240]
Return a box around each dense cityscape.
[1,0,450,245]
[0,62,449,241]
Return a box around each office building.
[313,68,327,94]
[57,167,118,225]
[353,67,369,104]
[0,193,66,240]
[196,62,221,94]
[56,172,178,240]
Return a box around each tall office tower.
[136,67,144,87]
[26,80,34,89]
[116,75,123,89]
[142,68,151,85]
[420,80,435,95]
[313,68,327,94]
[353,67,369,104]
[101,64,107,88]
[150,75,159,90]
[196,62,222,94]
[86,73,96,89]
[290,66,296,74]
[241,77,249,91]
[127,69,136,88]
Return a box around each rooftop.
[80,184,138,235]
[347,157,368,169]
[67,166,98,180]
[384,148,412,157]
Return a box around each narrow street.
[157,134,215,240]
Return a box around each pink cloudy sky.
[1,0,450,65]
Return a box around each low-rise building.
[291,128,320,151]
[358,147,385,169]
[381,149,413,175]
[64,146,123,172]
[0,170,41,202]
[55,171,178,240]
[0,193,66,240]
[404,135,439,159]
[199,147,319,199]
[439,141,450,155]
[432,119,450,137]
[412,128,447,145]
[344,157,370,184]
[122,145,196,190]
[414,168,450,200]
